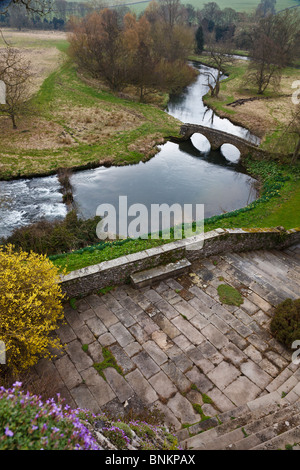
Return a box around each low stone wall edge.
[60,227,300,298]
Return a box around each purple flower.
[13,381,22,388]
[5,427,14,437]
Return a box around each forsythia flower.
[0,244,65,372]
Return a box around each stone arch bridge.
[178,123,277,160]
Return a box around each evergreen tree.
[195,25,204,54]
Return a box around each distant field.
[102,0,298,14]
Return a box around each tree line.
[68,3,197,100]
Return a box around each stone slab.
[223,376,261,406]
[149,371,177,399]
[55,354,82,390]
[207,361,240,391]
[125,369,158,404]
[167,392,200,425]
[103,367,134,403]
[130,259,191,288]
[132,351,160,379]
[81,367,116,407]
[70,384,100,413]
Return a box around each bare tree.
[0,47,32,129]
[68,9,129,92]
[158,0,184,30]
[202,41,235,98]
[246,10,300,94]
[255,0,276,18]
[0,0,53,15]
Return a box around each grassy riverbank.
[0,31,181,180]
[190,53,300,151]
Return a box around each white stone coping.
[60,227,299,285]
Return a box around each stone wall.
[60,227,300,298]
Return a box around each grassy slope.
[0,41,181,179]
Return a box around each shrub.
[102,425,131,449]
[112,421,133,440]
[3,211,101,256]
[0,382,99,450]
[270,298,300,348]
[0,244,65,372]
[128,420,156,439]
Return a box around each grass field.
[0,30,181,179]
[104,0,299,15]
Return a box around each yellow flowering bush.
[0,245,65,372]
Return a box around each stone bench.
[130,258,191,288]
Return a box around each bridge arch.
[179,123,259,158]
[176,123,286,161]
[190,133,211,153]
[220,143,241,162]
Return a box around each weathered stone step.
[236,251,299,297]
[248,251,300,289]
[267,250,300,274]
[251,424,300,450]
[222,252,295,301]
[183,398,300,451]
[249,251,300,290]
[201,401,300,450]
[266,368,294,393]
[222,260,282,306]
[130,258,191,288]
[181,391,288,449]
[277,374,300,397]
[229,402,300,450]
[209,410,300,451]
[249,250,291,275]
[284,381,300,404]
[282,245,300,263]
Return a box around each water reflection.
[71,141,257,238]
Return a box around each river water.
[0,60,259,239]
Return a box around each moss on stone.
[217,284,244,306]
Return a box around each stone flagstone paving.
[33,244,300,437]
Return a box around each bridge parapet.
[180,123,262,157]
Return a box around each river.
[0,60,259,239]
